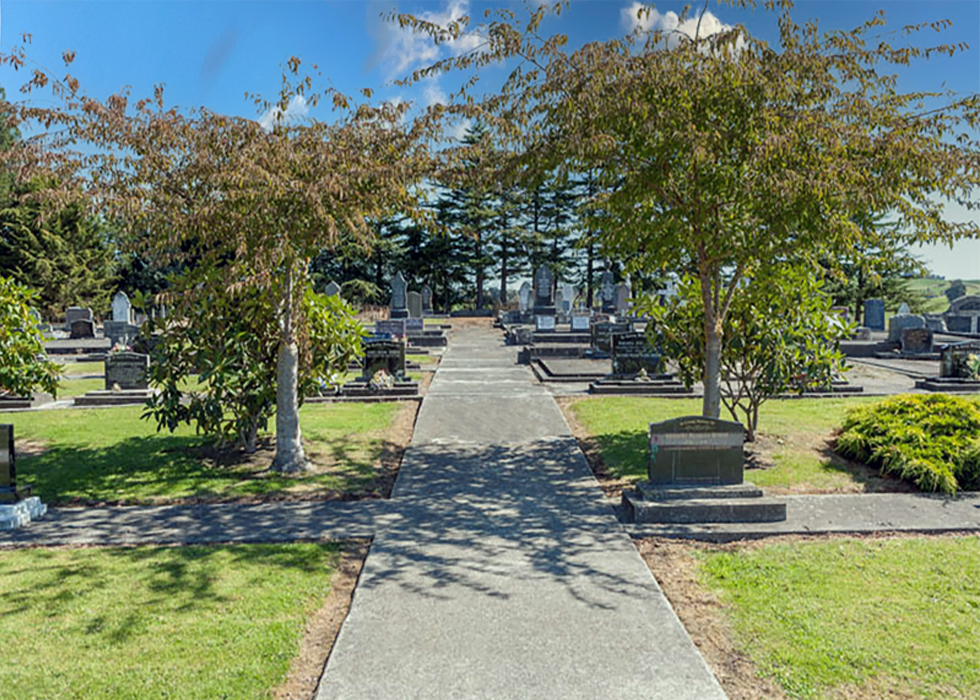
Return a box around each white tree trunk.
[271,263,308,473]
[702,325,723,419]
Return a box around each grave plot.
[915,340,980,392]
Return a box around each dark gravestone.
[405,318,424,336]
[390,272,409,319]
[533,267,555,315]
[65,306,93,330]
[407,291,423,319]
[611,331,662,375]
[946,316,973,333]
[864,298,885,331]
[888,314,925,342]
[0,424,31,503]
[592,321,630,354]
[421,285,433,314]
[104,320,139,348]
[648,416,745,486]
[362,339,405,379]
[105,352,150,390]
[940,340,980,378]
[600,270,616,313]
[900,327,934,355]
[376,319,406,338]
[69,319,96,339]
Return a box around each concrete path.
[316,327,728,700]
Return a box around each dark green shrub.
[836,394,980,494]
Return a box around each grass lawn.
[407,353,439,366]
[903,278,980,314]
[0,543,340,700]
[698,536,980,699]
[59,360,105,376]
[4,402,408,504]
[566,396,915,493]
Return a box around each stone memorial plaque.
[946,316,973,333]
[946,295,980,334]
[69,319,95,339]
[390,272,409,319]
[535,314,556,332]
[421,285,433,313]
[407,291,423,319]
[518,282,532,313]
[65,306,93,330]
[592,321,630,354]
[864,298,885,331]
[324,281,341,297]
[611,331,661,375]
[648,416,745,486]
[105,351,150,390]
[571,312,591,331]
[900,327,933,355]
[112,291,132,323]
[376,319,406,338]
[888,314,926,342]
[362,339,405,378]
[405,318,424,335]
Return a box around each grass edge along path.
[4,401,413,505]
[0,541,367,700]
[639,534,980,700]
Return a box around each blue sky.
[1,0,977,278]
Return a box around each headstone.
[940,340,980,378]
[852,326,873,341]
[362,338,406,379]
[535,314,557,332]
[571,310,591,331]
[390,272,409,319]
[611,331,661,375]
[518,282,532,314]
[104,351,150,390]
[897,302,911,316]
[407,291,423,319]
[888,313,926,342]
[421,285,433,314]
[945,295,980,334]
[648,416,745,486]
[324,281,341,297]
[405,318,424,335]
[0,424,22,503]
[615,283,631,315]
[923,314,947,333]
[864,298,885,331]
[112,291,133,323]
[104,321,139,348]
[600,269,616,313]
[69,319,95,339]
[558,282,575,317]
[64,306,93,331]
[592,321,631,354]
[376,319,407,338]
[900,327,934,356]
[533,267,555,312]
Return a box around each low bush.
[836,394,980,493]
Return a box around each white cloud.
[423,81,448,108]
[620,2,742,49]
[367,0,487,82]
[258,94,309,132]
[449,117,473,142]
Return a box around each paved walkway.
[315,327,727,700]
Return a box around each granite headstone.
[648,416,745,486]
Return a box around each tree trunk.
[475,232,484,309]
[586,241,595,308]
[703,322,723,419]
[500,230,509,304]
[242,419,259,454]
[272,265,308,473]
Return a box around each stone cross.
[390,272,409,319]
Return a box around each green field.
[903,278,980,314]
[0,543,340,700]
[700,536,980,699]
[4,402,403,504]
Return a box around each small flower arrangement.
[369,369,395,392]
[109,342,129,354]
[636,367,650,382]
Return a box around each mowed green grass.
[0,543,340,700]
[903,278,980,314]
[569,396,903,492]
[699,536,980,699]
[4,402,402,504]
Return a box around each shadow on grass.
[814,441,916,493]
[588,429,648,481]
[0,543,337,644]
[17,432,397,505]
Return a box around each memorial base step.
[0,497,47,530]
[589,379,692,395]
[74,389,156,406]
[636,482,764,501]
[624,492,786,523]
[915,378,980,393]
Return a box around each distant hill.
[903,278,980,313]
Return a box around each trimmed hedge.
[836,394,980,494]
